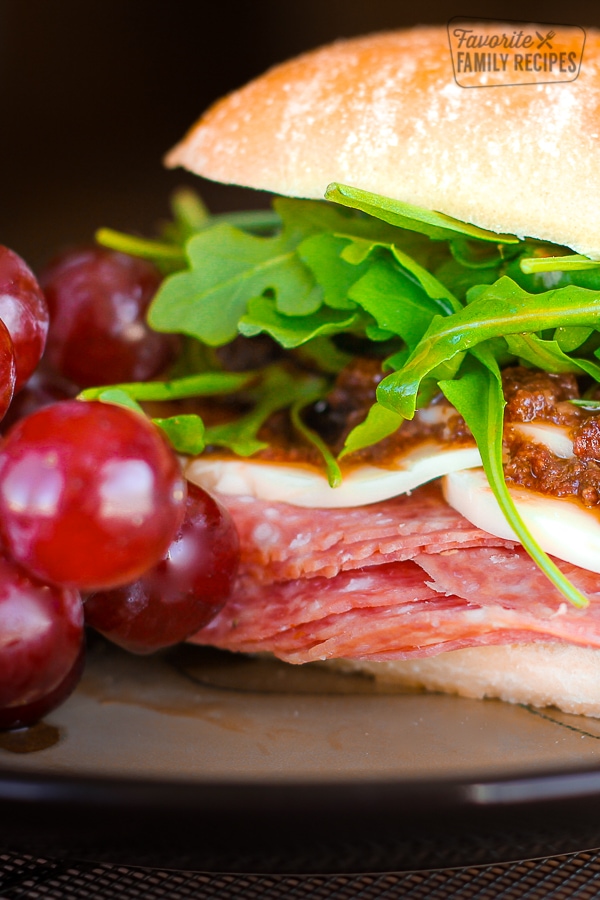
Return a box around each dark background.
[1,0,599,271]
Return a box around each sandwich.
[99,24,600,716]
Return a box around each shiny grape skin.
[1,366,78,432]
[0,400,187,590]
[0,550,84,729]
[0,318,16,421]
[0,640,85,730]
[40,246,178,388]
[0,245,49,391]
[84,483,240,653]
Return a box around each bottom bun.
[327,643,600,717]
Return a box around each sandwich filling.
[78,186,600,724]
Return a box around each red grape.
[1,365,78,432]
[0,549,84,729]
[0,640,85,730]
[84,483,239,653]
[0,245,49,391]
[0,400,187,590]
[0,318,16,421]
[40,246,178,388]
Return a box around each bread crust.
[167,25,600,257]
[329,643,600,717]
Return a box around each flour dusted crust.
[166,25,600,258]
[329,643,600,717]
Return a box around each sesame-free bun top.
[166,25,600,257]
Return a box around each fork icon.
[536,29,555,48]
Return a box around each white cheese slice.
[186,441,482,508]
[510,422,574,458]
[443,468,600,574]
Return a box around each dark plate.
[2,638,600,873]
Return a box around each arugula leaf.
[365,323,396,342]
[167,188,282,241]
[432,257,501,301]
[203,366,326,456]
[326,183,519,244]
[89,366,330,462]
[377,277,600,420]
[98,191,283,271]
[505,333,600,381]
[339,402,403,458]
[572,399,600,410]
[341,236,461,315]
[439,351,588,609]
[347,256,448,352]
[80,371,253,402]
[450,237,521,269]
[391,246,462,314]
[298,233,365,310]
[290,398,342,488]
[95,228,186,272]
[293,336,353,373]
[147,226,315,345]
[153,414,206,455]
[169,187,211,235]
[146,194,457,348]
[148,199,348,345]
[520,254,600,274]
[87,391,207,456]
[239,295,363,347]
[89,388,145,414]
[554,326,594,353]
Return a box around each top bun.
[166,25,600,257]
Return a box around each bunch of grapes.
[0,245,240,729]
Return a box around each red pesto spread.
[502,367,600,507]
[256,357,473,467]
[196,357,600,507]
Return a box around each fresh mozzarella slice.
[510,422,574,458]
[443,468,600,574]
[412,402,458,425]
[186,441,482,508]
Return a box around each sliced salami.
[191,484,600,664]
[192,554,600,663]
[416,547,600,621]
[218,482,516,584]
[192,556,600,663]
